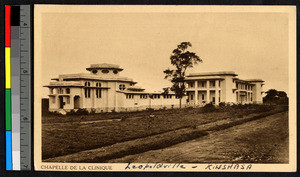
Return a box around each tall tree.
[164,42,202,108]
[264,89,288,105]
[264,89,278,103]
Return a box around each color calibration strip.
[5,5,31,171]
[5,5,12,171]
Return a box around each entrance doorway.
[74,96,80,109]
[59,96,64,109]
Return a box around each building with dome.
[44,63,183,113]
[44,63,264,113]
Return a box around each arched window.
[119,84,126,90]
[96,82,101,98]
[66,88,70,94]
[84,82,91,98]
[59,88,63,94]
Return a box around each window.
[140,95,147,99]
[119,84,126,90]
[66,88,70,94]
[189,82,194,88]
[202,94,204,100]
[113,70,118,74]
[198,81,204,88]
[210,81,215,87]
[58,88,64,94]
[202,82,205,87]
[92,70,98,74]
[164,95,172,99]
[236,83,238,89]
[96,82,101,98]
[102,69,109,74]
[191,95,194,100]
[84,82,91,98]
[219,81,221,87]
[126,94,134,99]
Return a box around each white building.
[45,64,264,113]
[44,63,183,113]
[185,71,264,106]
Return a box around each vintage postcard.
[34,5,296,172]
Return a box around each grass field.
[42,104,286,160]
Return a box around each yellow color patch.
[5,47,11,89]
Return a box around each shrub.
[43,110,63,117]
[66,108,89,115]
[201,103,218,113]
[90,108,96,114]
[219,102,226,107]
[146,108,155,112]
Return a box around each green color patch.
[5,89,11,130]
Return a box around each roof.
[187,71,237,77]
[117,90,178,95]
[86,63,123,71]
[245,79,264,82]
[127,86,145,91]
[185,76,225,81]
[44,81,82,87]
[234,78,264,82]
[51,73,137,83]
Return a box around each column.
[195,80,198,105]
[206,80,210,103]
[70,96,74,109]
[215,80,219,105]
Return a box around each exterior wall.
[252,82,263,104]
[223,76,235,103]
[117,94,186,112]
[47,69,264,113]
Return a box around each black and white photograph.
[33,5,296,172]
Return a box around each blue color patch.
[6,131,12,170]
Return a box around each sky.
[39,9,289,98]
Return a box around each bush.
[219,102,226,107]
[43,110,63,117]
[146,108,155,112]
[201,103,218,113]
[66,109,89,115]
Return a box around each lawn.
[42,104,284,160]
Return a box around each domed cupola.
[86,63,123,76]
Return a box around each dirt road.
[108,112,289,163]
